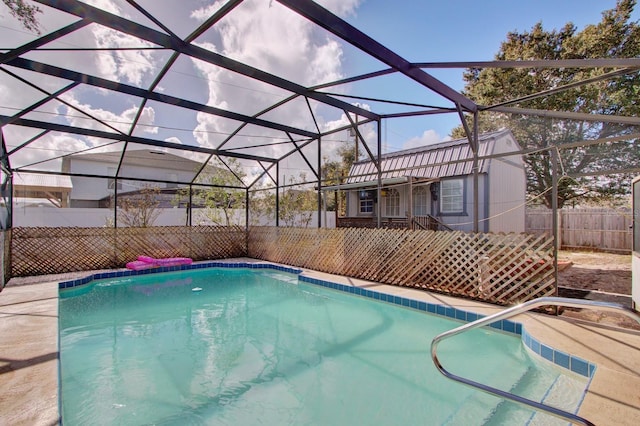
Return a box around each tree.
[321,143,357,214]
[251,173,318,227]
[116,186,162,227]
[188,158,246,226]
[278,174,317,227]
[2,0,41,33]
[455,0,640,208]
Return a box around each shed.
[327,129,526,233]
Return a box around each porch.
[336,214,452,231]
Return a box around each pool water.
[59,268,587,425]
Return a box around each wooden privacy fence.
[526,208,633,253]
[11,226,246,277]
[248,227,556,306]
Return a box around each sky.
[0,0,637,181]
[343,0,639,151]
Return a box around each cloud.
[188,0,361,156]
[85,0,158,86]
[9,133,94,171]
[60,92,158,135]
[164,136,182,144]
[317,0,363,16]
[402,130,450,150]
[189,2,223,21]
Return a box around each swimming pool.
[59,263,589,425]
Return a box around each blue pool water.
[59,267,588,425]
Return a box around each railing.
[410,214,453,231]
[336,215,453,231]
[431,297,640,426]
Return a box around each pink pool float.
[126,255,193,271]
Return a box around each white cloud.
[60,93,158,135]
[83,0,121,14]
[164,136,182,144]
[83,0,158,86]
[9,133,93,171]
[316,0,363,17]
[189,0,361,155]
[402,130,450,150]
[92,26,156,86]
[190,2,224,21]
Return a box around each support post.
[408,176,413,229]
[275,162,280,227]
[245,188,249,230]
[551,145,559,296]
[188,184,193,226]
[113,178,118,229]
[376,119,382,228]
[473,113,479,233]
[317,136,322,228]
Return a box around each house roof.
[14,173,73,189]
[66,149,204,173]
[345,129,516,185]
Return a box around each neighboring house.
[61,149,206,208]
[327,129,526,233]
[13,172,73,208]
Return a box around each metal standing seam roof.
[345,129,510,184]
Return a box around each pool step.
[443,355,530,425]
[484,362,587,425]
[527,373,587,425]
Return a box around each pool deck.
[1,258,639,425]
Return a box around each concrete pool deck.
[1,259,639,425]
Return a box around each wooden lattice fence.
[11,226,246,277]
[9,225,556,305]
[248,227,556,305]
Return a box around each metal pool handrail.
[430,296,640,426]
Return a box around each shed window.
[440,179,464,214]
[384,188,400,216]
[359,190,374,214]
[413,186,428,216]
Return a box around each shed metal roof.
[346,129,512,184]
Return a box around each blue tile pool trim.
[58,262,596,379]
[58,261,302,290]
[522,329,596,378]
[298,275,596,379]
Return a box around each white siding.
[486,133,526,233]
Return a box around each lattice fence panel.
[11,226,246,277]
[248,226,556,305]
[12,227,117,276]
